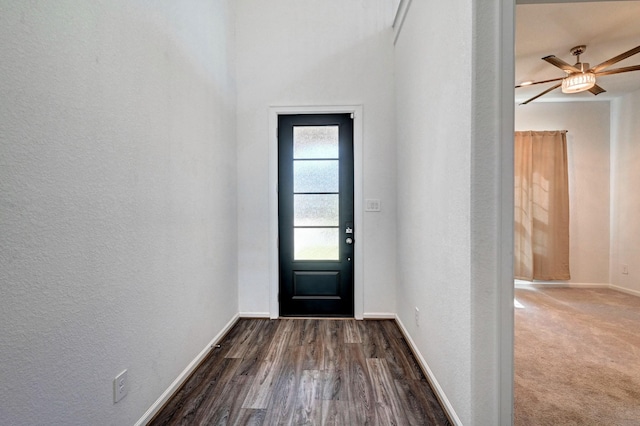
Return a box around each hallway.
[150,319,450,425]
[0,1,511,424]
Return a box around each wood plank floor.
[149,319,450,426]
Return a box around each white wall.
[235,0,397,316]
[395,0,472,420]
[0,1,237,424]
[611,89,640,294]
[515,102,611,285]
[394,0,512,424]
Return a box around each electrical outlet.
[415,307,420,327]
[114,370,128,403]
[622,264,629,275]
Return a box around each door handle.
[346,237,354,245]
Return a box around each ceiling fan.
[516,44,640,105]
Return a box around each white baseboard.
[515,281,608,289]
[515,281,640,298]
[394,315,462,426]
[363,312,396,319]
[238,312,271,318]
[609,284,640,298]
[134,313,240,426]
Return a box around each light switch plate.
[114,369,128,403]
[365,199,381,212]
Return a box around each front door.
[278,113,354,317]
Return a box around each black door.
[278,114,354,317]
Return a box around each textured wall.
[394,0,473,422]
[395,0,513,424]
[0,1,237,424]
[235,0,398,316]
[515,102,611,285]
[611,89,640,294]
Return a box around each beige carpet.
[515,286,640,425]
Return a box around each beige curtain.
[514,130,570,281]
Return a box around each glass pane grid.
[294,228,339,260]
[294,160,339,193]
[291,124,342,261]
[294,194,339,227]
[294,126,339,159]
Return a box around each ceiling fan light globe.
[562,72,596,93]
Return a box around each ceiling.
[515,1,640,104]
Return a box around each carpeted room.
[514,286,640,424]
[514,2,640,423]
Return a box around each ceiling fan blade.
[515,76,564,88]
[588,84,606,96]
[591,45,640,73]
[595,64,640,77]
[519,83,562,105]
[542,55,580,73]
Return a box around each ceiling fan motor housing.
[574,62,590,72]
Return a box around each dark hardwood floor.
[149,319,450,425]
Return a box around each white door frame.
[268,105,364,319]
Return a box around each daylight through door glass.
[293,126,339,260]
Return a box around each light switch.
[365,199,381,212]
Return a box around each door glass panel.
[291,124,341,262]
[294,194,339,226]
[294,126,339,159]
[294,228,339,260]
[294,160,339,193]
